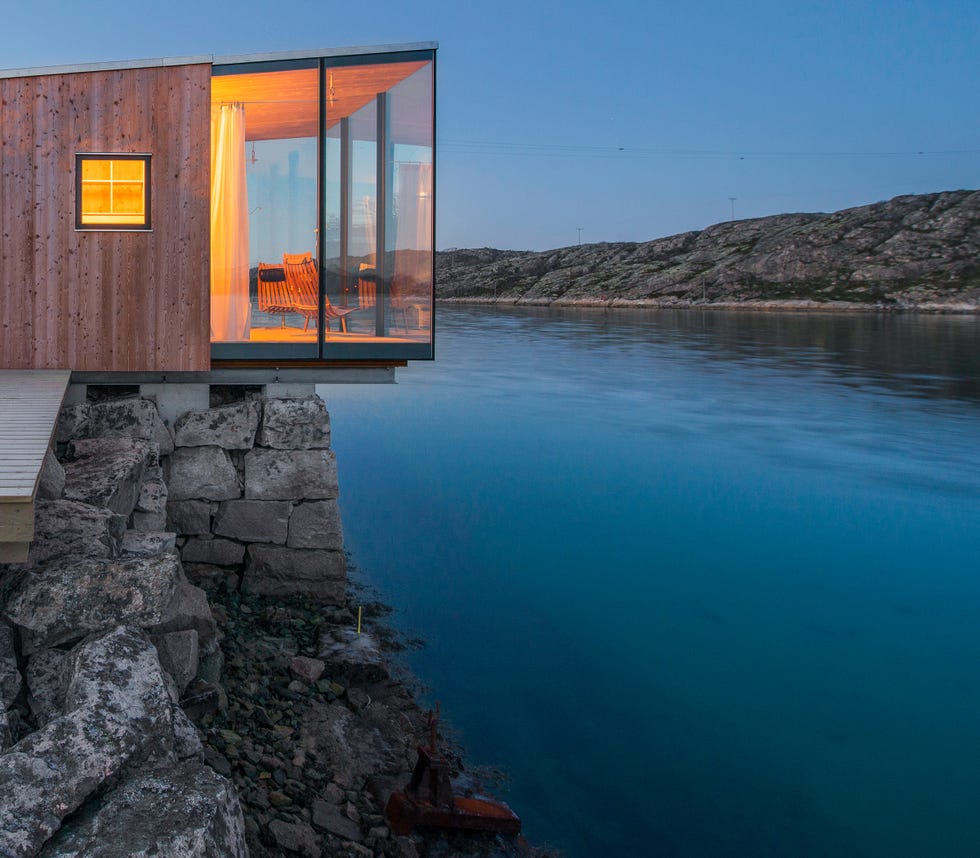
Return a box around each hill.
[435,190,980,311]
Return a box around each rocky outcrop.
[436,189,980,310]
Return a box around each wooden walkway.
[0,370,71,562]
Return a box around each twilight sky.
[4,0,978,251]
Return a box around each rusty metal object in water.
[385,705,521,837]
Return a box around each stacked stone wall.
[165,395,346,604]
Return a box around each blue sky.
[4,0,978,250]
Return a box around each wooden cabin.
[0,43,437,381]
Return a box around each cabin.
[0,43,437,379]
[0,43,436,562]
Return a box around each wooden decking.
[0,370,71,562]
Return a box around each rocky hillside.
[436,190,980,310]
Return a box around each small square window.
[75,154,151,230]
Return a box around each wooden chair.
[282,252,357,334]
[256,262,292,327]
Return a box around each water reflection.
[324,306,980,858]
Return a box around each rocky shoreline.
[435,190,980,311]
[0,393,545,858]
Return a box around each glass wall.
[210,50,435,362]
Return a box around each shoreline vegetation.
[434,190,979,313]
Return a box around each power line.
[437,137,980,162]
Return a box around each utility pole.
[728,197,737,221]
[577,227,584,245]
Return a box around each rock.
[242,636,298,670]
[37,448,65,500]
[132,474,169,532]
[182,537,246,567]
[181,679,225,720]
[244,449,339,501]
[3,553,181,652]
[26,499,126,566]
[0,707,11,752]
[167,499,213,535]
[436,190,980,309]
[290,655,326,683]
[311,797,362,841]
[174,399,261,450]
[121,530,177,557]
[287,500,344,550]
[244,545,345,602]
[168,446,240,501]
[25,648,68,726]
[63,437,158,516]
[0,627,179,858]
[147,576,217,646]
[214,499,291,544]
[81,396,175,456]
[151,629,200,694]
[39,758,247,857]
[318,630,388,683]
[268,819,322,857]
[258,396,331,449]
[0,622,20,709]
[55,402,90,446]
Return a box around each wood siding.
[0,64,211,372]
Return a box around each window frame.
[75,153,152,231]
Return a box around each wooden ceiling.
[211,62,428,142]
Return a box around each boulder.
[55,403,90,446]
[25,648,69,727]
[147,577,217,647]
[244,545,345,602]
[63,438,158,517]
[0,627,178,858]
[28,499,126,566]
[84,396,174,456]
[311,797,363,841]
[168,447,240,502]
[37,448,65,500]
[151,629,200,695]
[268,819,322,857]
[258,396,331,449]
[0,707,11,752]
[174,400,261,450]
[213,499,290,544]
[181,538,246,567]
[0,622,20,709]
[290,655,326,683]
[166,499,213,535]
[3,553,181,652]
[38,758,247,858]
[318,629,388,683]
[287,500,344,550]
[244,449,339,500]
[132,475,168,532]
[121,530,177,557]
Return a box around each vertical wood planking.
[0,63,211,371]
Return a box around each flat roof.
[0,42,437,80]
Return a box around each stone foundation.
[0,388,349,857]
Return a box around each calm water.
[320,307,980,858]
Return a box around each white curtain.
[210,103,251,341]
[394,163,433,295]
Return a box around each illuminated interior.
[209,53,434,360]
[77,155,149,228]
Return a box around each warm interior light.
[79,158,147,226]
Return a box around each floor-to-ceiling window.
[210,48,435,362]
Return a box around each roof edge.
[0,42,438,80]
[213,42,438,66]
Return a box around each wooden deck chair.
[256,262,292,327]
[282,252,358,334]
[357,263,377,310]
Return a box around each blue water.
[320,307,980,858]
